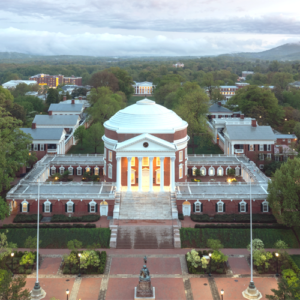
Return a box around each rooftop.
[225,125,276,141]
[48,103,84,112]
[209,103,233,113]
[20,128,65,141]
[33,115,80,126]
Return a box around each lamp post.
[220,289,224,300]
[66,289,69,300]
[275,253,280,277]
[208,252,212,277]
[30,179,46,300]
[78,253,81,277]
[11,252,14,276]
[242,175,262,299]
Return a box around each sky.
[0,0,299,56]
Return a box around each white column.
[149,157,153,192]
[170,157,175,192]
[160,157,165,192]
[138,157,143,192]
[127,157,132,192]
[232,143,235,155]
[56,144,60,154]
[117,157,121,192]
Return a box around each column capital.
[170,157,176,162]
[149,157,154,161]
[127,157,132,161]
[159,156,165,160]
[138,157,143,161]
[116,157,121,161]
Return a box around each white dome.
[104,99,187,133]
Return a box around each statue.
[134,258,155,299]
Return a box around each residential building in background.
[2,80,37,89]
[132,81,155,95]
[29,74,82,88]
[173,62,184,68]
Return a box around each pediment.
[115,133,175,152]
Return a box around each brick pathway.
[39,257,62,275]
[228,257,250,275]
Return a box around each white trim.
[217,200,224,213]
[195,200,202,212]
[209,166,215,176]
[85,166,91,173]
[44,200,51,213]
[179,150,183,162]
[89,200,97,213]
[51,166,56,175]
[67,200,74,213]
[192,166,197,176]
[94,167,99,176]
[226,166,231,175]
[239,200,246,213]
[108,151,112,162]
[68,166,73,175]
[217,166,223,176]
[21,200,29,212]
[262,200,269,213]
[33,144,38,151]
[77,166,82,176]
[179,164,183,179]
[59,166,65,175]
[108,164,112,179]
[40,144,44,151]
[200,167,206,176]
[235,166,240,176]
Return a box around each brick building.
[29,74,82,88]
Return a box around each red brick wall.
[175,148,187,182]
[243,144,274,166]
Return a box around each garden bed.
[51,214,100,223]
[191,213,277,223]
[62,250,107,275]
[13,214,43,223]
[1,228,111,248]
[194,224,287,229]
[2,223,96,229]
[180,228,299,248]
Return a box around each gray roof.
[209,103,233,113]
[226,125,276,141]
[48,103,83,112]
[20,128,64,141]
[275,133,297,139]
[33,115,79,126]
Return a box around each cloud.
[0,27,298,56]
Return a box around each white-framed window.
[94,167,99,176]
[33,144,38,151]
[68,167,73,175]
[85,167,90,173]
[208,167,215,176]
[131,169,135,184]
[262,201,269,212]
[226,167,231,175]
[259,164,264,170]
[185,161,187,176]
[240,201,246,213]
[77,167,82,176]
[185,147,187,159]
[195,201,202,212]
[59,167,65,175]
[192,167,197,176]
[217,201,224,213]
[259,154,264,161]
[259,144,264,151]
[217,167,223,176]
[156,169,161,184]
[235,167,240,176]
[103,161,106,176]
[109,151,112,162]
[108,164,112,179]
[179,151,183,162]
[142,157,149,166]
[21,200,29,213]
[200,167,206,176]
[156,157,160,166]
[67,201,74,213]
[275,155,279,162]
[89,200,96,213]
[282,139,286,142]
[51,167,56,175]
[179,164,183,179]
[288,139,291,143]
[267,144,271,151]
[249,144,254,151]
[267,154,272,160]
[44,200,51,213]
[131,157,135,167]
[40,144,44,151]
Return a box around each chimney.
[79,96,82,100]
[218,101,221,106]
[71,99,75,104]
[31,123,36,129]
[240,114,244,120]
[63,96,67,101]
[252,119,257,127]
[49,110,52,115]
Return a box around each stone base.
[31,286,46,300]
[134,287,155,300]
[242,286,262,300]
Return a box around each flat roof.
[33,115,79,126]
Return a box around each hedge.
[191,214,277,223]
[51,214,100,223]
[13,214,43,223]
[293,227,300,241]
[1,228,111,248]
[194,224,287,229]
[180,228,299,248]
[178,213,184,220]
[2,224,96,229]
[290,255,300,273]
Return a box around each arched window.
[179,164,183,179]
[235,167,240,176]
[239,201,247,213]
[94,167,99,176]
[217,201,224,213]
[85,166,91,173]
[66,200,74,213]
[226,167,230,175]
[156,157,160,166]
[156,169,161,184]
[59,166,65,175]
[209,167,215,176]
[103,161,106,176]
[108,164,112,179]
[200,167,206,176]
[77,167,82,176]
[131,157,135,167]
[262,201,269,213]
[68,167,73,175]
[194,200,202,213]
[89,200,97,213]
[217,167,223,176]
[43,200,52,213]
[192,167,197,176]
[51,167,56,175]
[21,200,29,213]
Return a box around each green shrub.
[63,267,70,274]
[216,268,224,274]
[25,269,32,274]
[18,267,25,274]
[13,214,43,223]
[290,256,300,275]
[1,228,111,248]
[178,213,184,220]
[51,214,100,223]
[2,223,96,229]
[194,224,286,229]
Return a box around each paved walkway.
[23,250,282,300]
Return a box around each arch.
[262,200,269,213]
[100,200,108,216]
[94,167,99,176]
[68,166,73,175]
[50,166,56,175]
[200,167,206,176]
[88,200,97,213]
[59,166,65,175]
[195,200,202,213]
[226,167,231,175]
[239,200,247,213]
[235,166,240,176]
[217,200,224,213]
[77,166,82,176]
[21,200,29,213]
[85,166,91,173]
[182,200,191,216]
[43,200,52,213]
[66,200,74,213]
[208,167,215,176]
[192,167,197,176]
[217,167,224,176]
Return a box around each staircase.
[118,192,172,220]
[116,225,174,249]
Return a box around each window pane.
[94,168,99,175]
[90,205,95,212]
[86,167,90,173]
[156,157,160,166]
[131,157,135,166]
[179,166,183,178]
[218,203,223,212]
[179,151,183,161]
[67,205,73,212]
[45,204,50,212]
[142,157,149,166]
[157,171,160,184]
[240,203,245,212]
[23,203,27,212]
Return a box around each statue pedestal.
[134,281,155,300]
[242,286,262,300]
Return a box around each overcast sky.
[0,0,299,56]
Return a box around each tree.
[186,249,201,268]
[67,239,83,251]
[0,270,31,300]
[87,87,125,125]
[8,103,26,124]
[10,83,32,98]
[202,72,215,99]
[207,239,223,251]
[46,88,59,105]
[211,88,226,103]
[74,126,86,148]
[24,236,41,252]
[154,82,181,107]
[267,158,300,227]
[109,67,134,100]
[90,71,119,92]
[227,85,284,127]
[80,250,100,269]
[14,95,44,113]
[0,231,17,261]
[294,122,300,139]
[84,123,104,153]
[272,72,293,91]
[0,86,14,110]
[71,87,88,98]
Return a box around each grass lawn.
[180,228,299,248]
[291,255,300,268]
[128,95,155,106]
[188,135,223,155]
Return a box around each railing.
[32,181,115,186]
[176,193,267,200]
[176,182,262,186]
[235,149,244,154]
[47,149,57,153]
[6,193,115,200]
[188,154,245,158]
[187,160,239,165]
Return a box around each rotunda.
[102,99,189,192]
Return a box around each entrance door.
[100,205,108,216]
[183,205,190,216]
[142,169,149,187]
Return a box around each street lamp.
[208,252,212,277]
[275,252,280,277]
[78,253,81,277]
[220,289,224,300]
[66,289,69,300]
[11,252,14,276]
